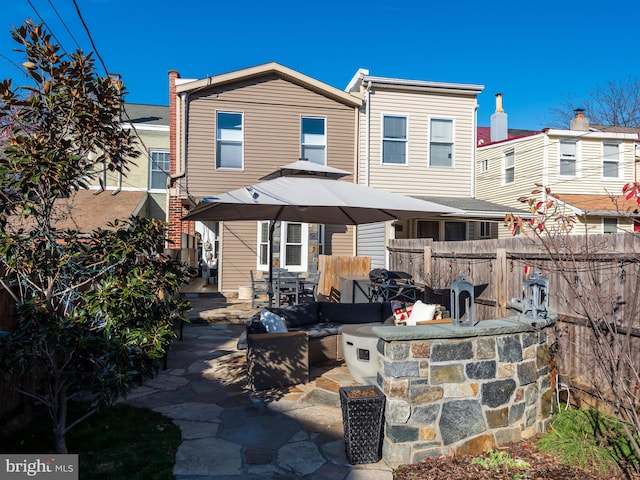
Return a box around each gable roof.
[122,103,169,127]
[476,127,540,146]
[553,193,640,216]
[7,190,148,234]
[175,62,362,108]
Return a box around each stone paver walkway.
[126,296,393,479]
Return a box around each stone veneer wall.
[377,326,556,466]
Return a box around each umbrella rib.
[339,207,359,225]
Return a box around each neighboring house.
[167,63,363,294]
[346,70,519,267]
[80,102,170,230]
[476,102,640,235]
[9,103,171,234]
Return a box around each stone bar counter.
[371,307,557,467]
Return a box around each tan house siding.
[185,76,356,196]
[219,221,257,292]
[173,66,361,294]
[357,90,477,197]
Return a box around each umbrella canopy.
[184,160,460,225]
[182,160,462,304]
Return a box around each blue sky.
[1,0,639,130]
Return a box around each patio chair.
[299,270,321,303]
[250,270,269,308]
[275,271,299,306]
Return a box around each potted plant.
[339,385,386,464]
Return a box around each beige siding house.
[73,103,169,229]
[476,109,640,235]
[346,70,516,267]
[168,63,362,295]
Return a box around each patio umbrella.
[183,160,461,304]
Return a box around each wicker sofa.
[237,301,393,390]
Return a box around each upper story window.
[559,140,578,177]
[503,149,515,184]
[216,111,243,169]
[301,117,326,165]
[480,159,489,173]
[382,115,407,165]
[429,118,453,167]
[603,142,621,178]
[150,150,170,190]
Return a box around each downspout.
[472,103,479,197]
[365,80,372,187]
[542,131,549,205]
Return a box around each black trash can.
[339,385,386,464]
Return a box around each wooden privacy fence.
[389,233,640,410]
[317,255,371,301]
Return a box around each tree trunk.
[53,387,68,454]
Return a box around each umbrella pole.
[267,220,275,307]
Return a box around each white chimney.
[570,108,589,131]
[490,93,508,142]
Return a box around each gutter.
[365,80,372,187]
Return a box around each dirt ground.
[393,436,639,480]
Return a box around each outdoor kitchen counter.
[372,302,557,341]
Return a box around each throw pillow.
[259,309,288,333]
[392,302,414,325]
[406,300,437,326]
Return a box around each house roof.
[476,127,541,146]
[553,193,640,216]
[122,103,169,126]
[346,69,484,96]
[8,190,148,234]
[413,196,530,219]
[175,62,362,108]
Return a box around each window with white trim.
[150,150,170,190]
[429,118,453,167]
[603,142,621,178]
[281,222,308,272]
[257,221,270,270]
[603,217,618,233]
[216,111,243,169]
[503,149,515,184]
[301,117,326,165]
[382,115,407,165]
[480,159,489,172]
[559,140,577,177]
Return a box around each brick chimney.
[167,69,188,252]
[490,93,508,142]
[570,108,589,131]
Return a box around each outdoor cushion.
[260,309,288,333]
[406,300,437,325]
[293,322,343,339]
[319,302,384,325]
[270,302,319,327]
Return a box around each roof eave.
[175,62,362,108]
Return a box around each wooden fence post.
[496,248,507,318]
[423,246,432,288]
